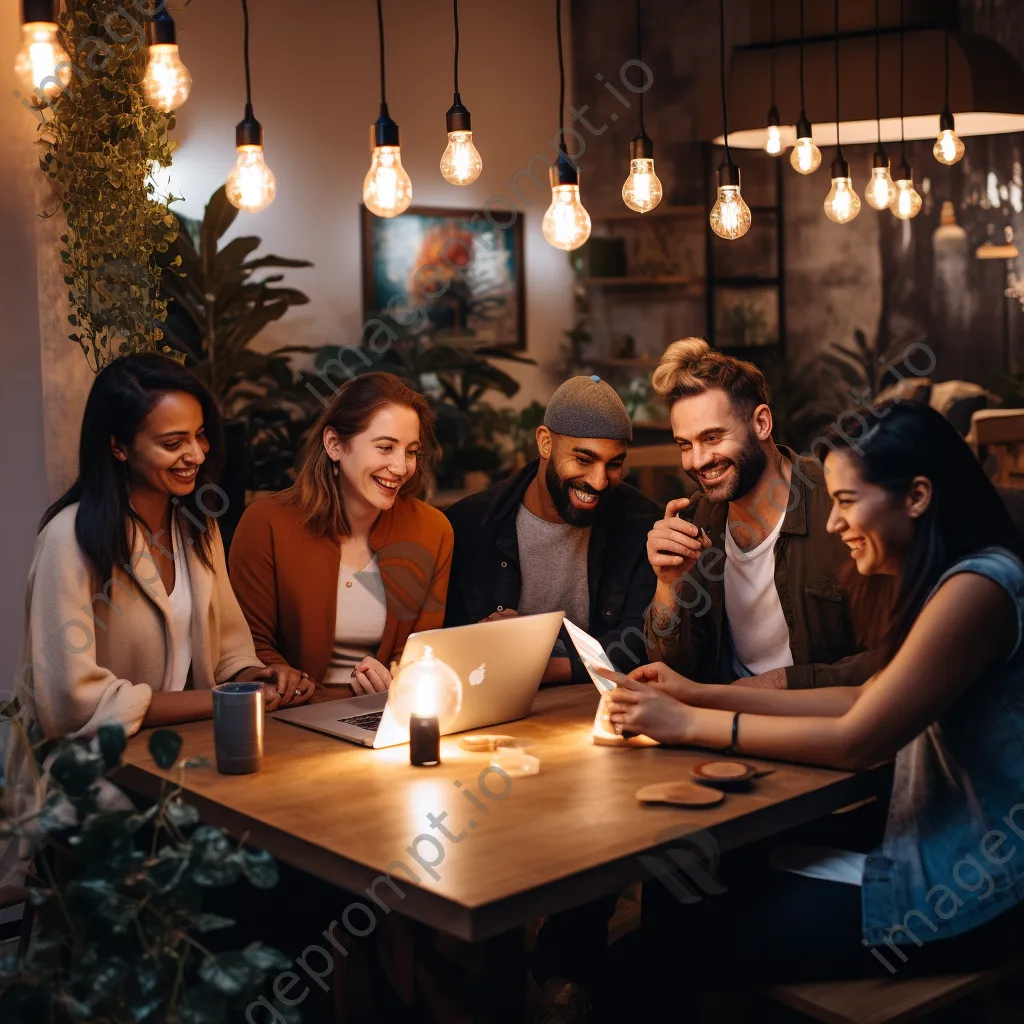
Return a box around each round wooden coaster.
[458,734,518,753]
[692,760,757,786]
[635,782,725,807]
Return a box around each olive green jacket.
[644,447,880,688]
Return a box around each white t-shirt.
[165,518,193,692]
[723,510,793,677]
[321,556,387,686]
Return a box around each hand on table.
[646,498,711,586]
[595,667,693,745]
[234,664,315,711]
[351,656,392,695]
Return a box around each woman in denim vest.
[598,400,1024,1009]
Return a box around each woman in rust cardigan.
[229,372,454,696]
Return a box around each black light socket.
[147,8,176,45]
[235,116,263,148]
[766,104,780,129]
[409,714,441,767]
[629,131,654,160]
[22,0,56,22]
[830,156,852,179]
[445,94,472,134]
[894,158,913,182]
[716,158,741,190]
[549,153,580,187]
[795,112,813,140]
[372,103,400,148]
[939,104,955,133]
[872,146,889,170]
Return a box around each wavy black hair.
[40,354,225,578]
[815,400,1024,665]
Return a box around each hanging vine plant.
[35,0,180,370]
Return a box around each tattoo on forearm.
[645,599,683,658]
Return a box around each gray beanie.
[543,375,633,441]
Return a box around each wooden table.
[117,687,884,943]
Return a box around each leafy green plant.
[158,186,314,418]
[37,0,179,369]
[0,723,296,1024]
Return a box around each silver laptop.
[272,611,564,748]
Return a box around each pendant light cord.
[240,0,252,119]
[769,0,776,108]
[719,0,731,162]
[874,0,882,145]
[636,0,645,134]
[556,0,565,160]
[899,0,906,158]
[834,0,842,158]
[943,13,950,108]
[377,0,387,107]
[453,0,460,97]
[798,0,806,115]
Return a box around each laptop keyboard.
[338,711,384,732]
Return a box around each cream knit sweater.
[13,503,262,741]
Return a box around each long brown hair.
[284,372,438,538]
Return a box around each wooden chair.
[760,953,1024,1024]
[970,409,1024,488]
[626,443,690,502]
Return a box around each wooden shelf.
[579,275,705,289]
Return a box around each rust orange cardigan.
[228,493,454,683]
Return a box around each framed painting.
[361,205,526,350]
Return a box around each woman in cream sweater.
[13,354,309,745]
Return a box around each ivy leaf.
[164,798,199,830]
[148,730,182,770]
[242,848,278,890]
[193,912,236,933]
[242,942,293,972]
[197,952,257,996]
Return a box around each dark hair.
[815,400,1024,664]
[283,371,438,539]
[652,337,770,418]
[40,354,225,577]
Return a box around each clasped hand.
[595,662,702,745]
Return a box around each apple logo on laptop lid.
[469,663,486,686]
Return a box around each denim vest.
[862,548,1024,947]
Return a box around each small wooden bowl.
[635,781,725,808]
[691,760,757,788]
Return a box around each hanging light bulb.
[865,150,896,210]
[892,159,923,220]
[440,125,482,186]
[620,0,662,213]
[143,10,191,113]
[225,0,275,213]
[822,1,859,224]
[364,112,413,217]
[365,0,412,215]
[933,106,965,166]
[622,132,663,213]
[765,107,782,156]
[15,0,71,99]
[824,158,861,223]
[226,120,276,213]
[439,2,482,186]
[710,159,751,240]
[543,155,592,250]
[791,116,821,175]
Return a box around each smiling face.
[824,449,929,576]
[111,391,209,499]
[670,388,770,503]
[539,429,627,527]
[327,403,422,516]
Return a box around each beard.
[545,461,602,527]
[690,430,767,503]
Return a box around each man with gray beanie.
[445,374,660,685]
